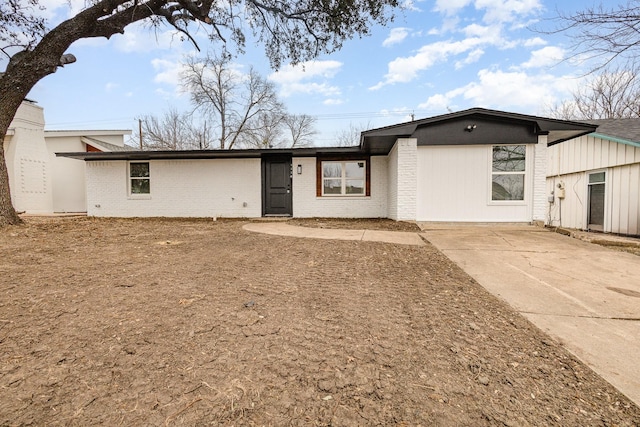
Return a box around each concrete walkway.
[420,223,640,407]
[242,222,425,246]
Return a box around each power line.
[44,108,435,129]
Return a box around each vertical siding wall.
[291,156,388,218]
[416,144,534,222]
[86,159,262,217]
[546,135,640,235]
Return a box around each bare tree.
[190,120,215,150]
[181,53,286,149]
[334,122,372,147]
[548,64,640,119]
[240,111,286,148]
[137,109,214,150]
[552,3,640,69]
[284,114,317,148]
[0,0,402,224]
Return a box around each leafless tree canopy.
[0,0,401,224]
[548,64,640,120]
[552,2,640,69]
[334,122,372,147]
[180,53,287,149]
[138,109,215,150]
[283,114,317,148]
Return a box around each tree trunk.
[0,72,31,226]
[0,146,21,226]
[0,11,90,225]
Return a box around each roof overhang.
[360,108,598,152]
[56,146,363,161]
[45,129,132,138]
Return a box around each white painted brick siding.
[387,144,398,220]
[387,138,417,220]
[4,103,53,213]
[87,159,262,217]
[292,156,388,218]
[533,135,548,223]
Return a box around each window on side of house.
[491,145,526,201]
[322,160,366,196]
[129,162,150,195]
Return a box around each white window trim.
[584,169,608,230]
[321,160,367,197]
[128,161,151,199]
[488,144,528,206]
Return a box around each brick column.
[395,138,417,221]
[532,134,548,225]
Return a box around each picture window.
[491,145,525,201]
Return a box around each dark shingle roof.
[586,119,640,144]
[82,137,136,152]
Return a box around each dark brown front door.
[262,156,292,216]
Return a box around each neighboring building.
[58,108,597,224]
[547,119,640,236]
[3,100,132,213]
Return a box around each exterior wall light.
[465,124,477,132]
[297,164,302,174]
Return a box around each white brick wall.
[292,156,388,218]
[87,159,262,217]
[387,138,417,220]
[387,144,398,219]
[396,138,417,220]
[4,102,53,214]
[532,135,548,223]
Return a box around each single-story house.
[57,108,600,225]
[546,119,640,236]
[3,100,132,213]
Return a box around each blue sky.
[7,0,591,146]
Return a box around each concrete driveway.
[420,224,640,407]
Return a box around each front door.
[262,156,292,216]
[587,171,605,231]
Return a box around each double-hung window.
[491,145,525,201]
[322,160,366,196]
[129,162,150,195]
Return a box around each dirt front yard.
[1,217,639,426]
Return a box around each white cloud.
[383,28,410,47]
[370,38,485,90]
[520,46,565,69]
[419,68,577,112]
[433,0,472,16]
[418,94,452,111]
[428,17,461,36]
[476,0,543,24]
[38,0,85,20]
[269,60,342,97]
[402,0,423,12]
[152,58,187,87]
[455,48,485,69]
[112,26,188,53]
[324,98,344,106]
[433,0,543,30]
[523,37,547,47]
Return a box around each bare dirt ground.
[1,217,639,426]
